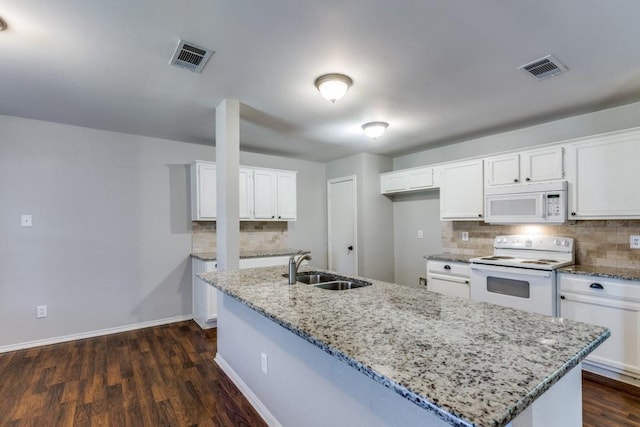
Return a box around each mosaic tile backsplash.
[192,221,288,253]
[442,220,640,269]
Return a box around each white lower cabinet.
[559,273,640,381]
[192,255,293,329]
[426,260,470,299]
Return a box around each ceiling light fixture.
[314,73,353,103]
[0,17,7,31]
[362,122,389,139]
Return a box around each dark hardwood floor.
[0,321,266,427]
[0,321,638,426]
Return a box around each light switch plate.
[417,230,423,239]
[21,214,32,227]
[461,231,469,241]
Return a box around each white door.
[328,176,357,275]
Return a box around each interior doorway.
[327,176,357,275]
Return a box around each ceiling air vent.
[170,40,214,73]
[518,55,568,80]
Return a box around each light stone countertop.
[200,266,609,427]
[425,253,480,263]
[558,264,640,281]
[191,248,303,261]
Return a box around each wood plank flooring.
[0,320,638,426]
[0,321,266,427]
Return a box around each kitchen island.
[200,266,609,427]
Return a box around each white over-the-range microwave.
[484,181,567,224]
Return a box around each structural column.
[216,99,240,270]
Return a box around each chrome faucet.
[288,251,312,285]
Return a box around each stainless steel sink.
[282,271,372,290]
[314,281,371,291]
[296,273,338,284]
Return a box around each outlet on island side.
[631,235,640,249]
[461,231,469,242]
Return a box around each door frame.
[327,175,358,274]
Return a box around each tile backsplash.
[192,221,288,253]
[443,220,640,269]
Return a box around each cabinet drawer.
[559,274,640,302]
[427,260,469,277]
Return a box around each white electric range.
[469,235,575,316]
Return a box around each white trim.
[0,314,193,354]
[327,175,358,275]
[215,353,282,427]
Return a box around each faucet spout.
[288,251,312,285]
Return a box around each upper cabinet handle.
[525,177,531,181]
[590,283,604,290]
[513,178,519,183]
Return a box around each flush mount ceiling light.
[314,73,353,103]
[362,121,389,139]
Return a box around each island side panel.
[215,292,454,427]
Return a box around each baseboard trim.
[215,353,281,427]
[0,315,193,354]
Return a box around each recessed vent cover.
[518,55,568,80]
[170,40,214,73]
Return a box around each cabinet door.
[406,167,434,190]
[440,159,484,220]
[485,153,520,186]
[195,162,216,220]
[560,292,640,376]
[253,170,278,219]
[239,168,253,220]
[568,132,640,218]
[522,146,564,183]
[380,172,406,193]
[277,172,297,220]
[192,259,218,329]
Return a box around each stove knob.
[563,240,570,247]
[553,239,560,246]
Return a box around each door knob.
[348,245,354,251]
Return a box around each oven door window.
[486,276,530,299]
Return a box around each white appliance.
[484,181,567,224]
[469,235,574,316]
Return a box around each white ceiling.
[2,1,640,162]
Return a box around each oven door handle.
[428,273,469,284]
[470,264,552,277]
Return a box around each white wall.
[326,153,394,282]
[392,191,442,288]
[0,114,327,349]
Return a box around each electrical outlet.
[419,277,427,287]
[36,305,47,318]
[261,352,268,374]
[417,229,424,239]
[631,235,640,249]
[21,214,33,227]
[461,231,469,242]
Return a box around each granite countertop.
[200,266,609,427]
[191,248,303,261]
[425,253,480,263]
[558,265,640,281]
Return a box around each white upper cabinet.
[567,129,640,219]
[191,162,297,222]
[485,146,564,187]
[253,169,278,219]
[252,168,298,221]
[239,167,254,219]
[277,171,297,220]
[380,166,434,194]
[191,161,217,221]
[440,159,484,220]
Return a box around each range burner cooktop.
[470,235,575,271]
